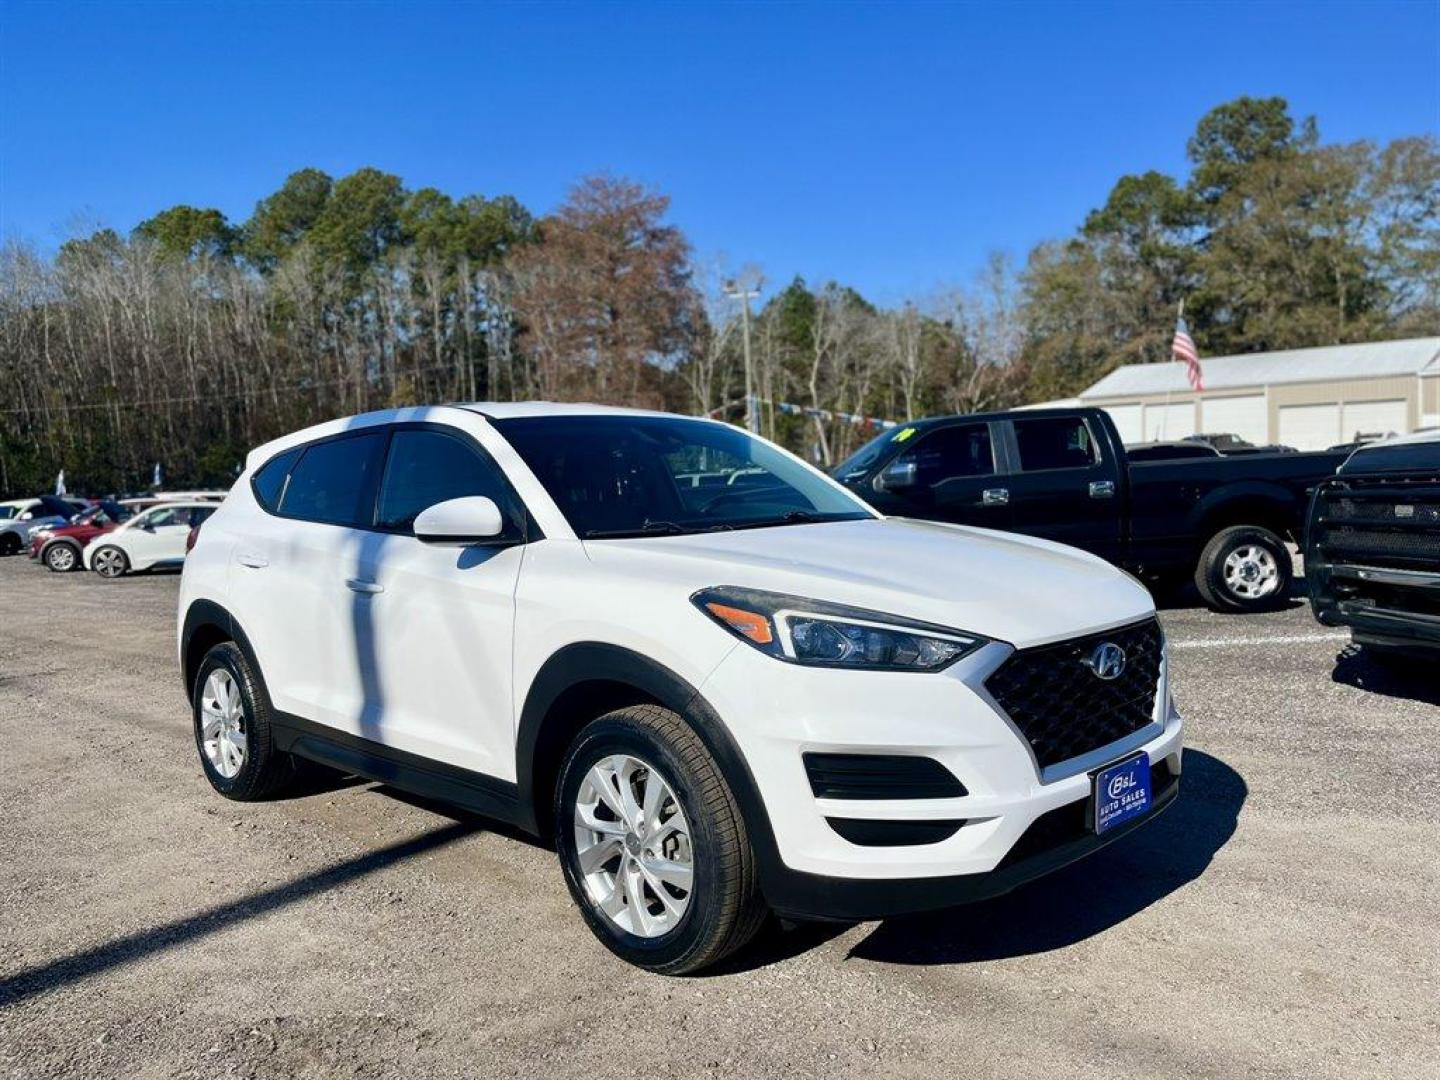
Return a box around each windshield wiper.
[583,520,690,539]
[723,510,860,531]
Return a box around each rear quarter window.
[251,447,302,511]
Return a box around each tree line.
[1,96,1435,495]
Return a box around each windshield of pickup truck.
[1342,436,1440,474]
[494,415,874,539]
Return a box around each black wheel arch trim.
[514,642,790,894]
[180,599,266,701]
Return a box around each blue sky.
[2,1,1436,303]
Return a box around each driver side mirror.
[413,496,506,545]
[875,459,918,493]
[139,521,156,532]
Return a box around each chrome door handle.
[236,553,268,569]
[982,488,1009,506]
[1089,480,1116,499]
[345,578,384,595]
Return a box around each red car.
[32,500,135,572]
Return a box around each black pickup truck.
[1305,432,1440,656]
[834,406,1351,612]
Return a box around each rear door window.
[376,428,521,537]
[1014,417,1101,471]
[279,431,389,527]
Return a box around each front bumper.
[1311,563,1440,653]
[699,622,1184,919]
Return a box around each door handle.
[236,553,268,569]
[345,578,384,595]
[1089,480,1116,499]
[982,488,1009,506]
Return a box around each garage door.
[1201,394,1268,445]
[1143,402,1197,441]
[1341,399,1407,441]
[1104,404,1143,444]
[1278,403,1341,451]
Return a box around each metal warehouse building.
[1078,336,1440,451]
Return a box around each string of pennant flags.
[707,395,899,432]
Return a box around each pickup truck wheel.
[1194,525,1292,612]
[555,704,768,974]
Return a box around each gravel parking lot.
[1,556,1436,1079]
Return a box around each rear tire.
[555,705,767,974]
[44,543,79,572]
[192,642,298,801]
[91,545,129,578]
[1194,525,1292,612]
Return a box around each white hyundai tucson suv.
[179,403,1183,973]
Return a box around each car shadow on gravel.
[1330,645,1440,706]
[0,823,474,1008]
[837,749,1246,967]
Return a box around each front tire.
[192,642,297,801]
[91,545,129,578]
[0,533,20,556]
[1194,525,1292,612]
[44,543,79,572]
[555,705,767,974]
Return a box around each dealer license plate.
[1092,753,1152,835]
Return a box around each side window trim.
[253,421,540,541]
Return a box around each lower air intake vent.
[803,753,967,800]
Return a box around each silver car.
[0,496,85,556]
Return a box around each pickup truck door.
[864,421,1013,530]
[999,414,1124,563]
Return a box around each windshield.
[494,415,874,539]
[833,428,903,481]
[1342,438,1440,475]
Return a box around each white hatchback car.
[86,501,217,577]
[179,404,1183,972]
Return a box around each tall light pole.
[724,278,761,433]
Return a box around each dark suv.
[1306,433,1440,656]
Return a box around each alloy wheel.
[47,545,76,571]
[200,668,247,779]
[572,754,694,938]
[1222,544,1280,600]
[93,548,125,578]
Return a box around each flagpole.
[1160,298,1189,442]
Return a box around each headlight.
[691,587,984,672]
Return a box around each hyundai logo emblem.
[1083,642,1127,681]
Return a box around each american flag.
[1172,316,1203,391]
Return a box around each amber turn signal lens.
[704,602,774,645]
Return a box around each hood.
[583,517,1153,648]
[52,522,113,540]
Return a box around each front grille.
[985,619,1163,769]
[1321,526,1440,564]
[1312,480,1440,574]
